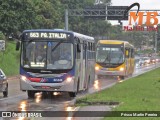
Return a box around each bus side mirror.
[77,44,81,53]
[125,50,129,57]
[16,41,20,51]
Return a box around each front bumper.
[20,79,76,92]
[96,69,125,76]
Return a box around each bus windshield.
[96,45,124,64]
[22,41,73,70]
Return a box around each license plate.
[41,86,50,89]
[107,72,113,75]
[101,68,108,70]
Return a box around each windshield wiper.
[51,41,63,52]
[103,55,111,63]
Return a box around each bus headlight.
[66,77,74,83]
[20,75,30,82]
[95,66,100,71]
[21,75,27,81]
[119,67,124,71]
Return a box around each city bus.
[16,29,95,98]
[95,40,135,79]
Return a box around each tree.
[33,0,63,29]
[0,0,35,37]
[0,0,113,39]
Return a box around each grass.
[0,41,20,76]
[76,67,160,120]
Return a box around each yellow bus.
[95,40,135,79]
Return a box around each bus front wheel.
[27,90,35,98]
[120,76,125,80]
[68,92,76,97]
[68,79,80,97]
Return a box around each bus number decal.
[29,32,39,38]
[29,32,67,39]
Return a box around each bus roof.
[22,29,94,42]
[98,40,129,44]
[97,40,134,48]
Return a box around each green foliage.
[0,0,112,38]
[0,41,20,76]
[34,0,63,29]
[0,0,64,36]
[0,0,35,37]
[76,67,160,117]
[0,0,119,44]
[137,49,153,54]
[0,31,5,40]
[0,0,155,49]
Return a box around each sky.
[109,0,160,25]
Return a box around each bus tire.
[42,91,52,98]
[68,79,79,97]
[27,90,35,98]
[120,76,125,80]
[69,92,76,97]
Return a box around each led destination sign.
[28,32,68,39]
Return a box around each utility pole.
[65,9,68,30]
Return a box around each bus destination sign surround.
[28,32,68,39]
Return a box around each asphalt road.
[0,62,159,120]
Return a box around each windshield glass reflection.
[22,41,73,70]
[96,45,124,64]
